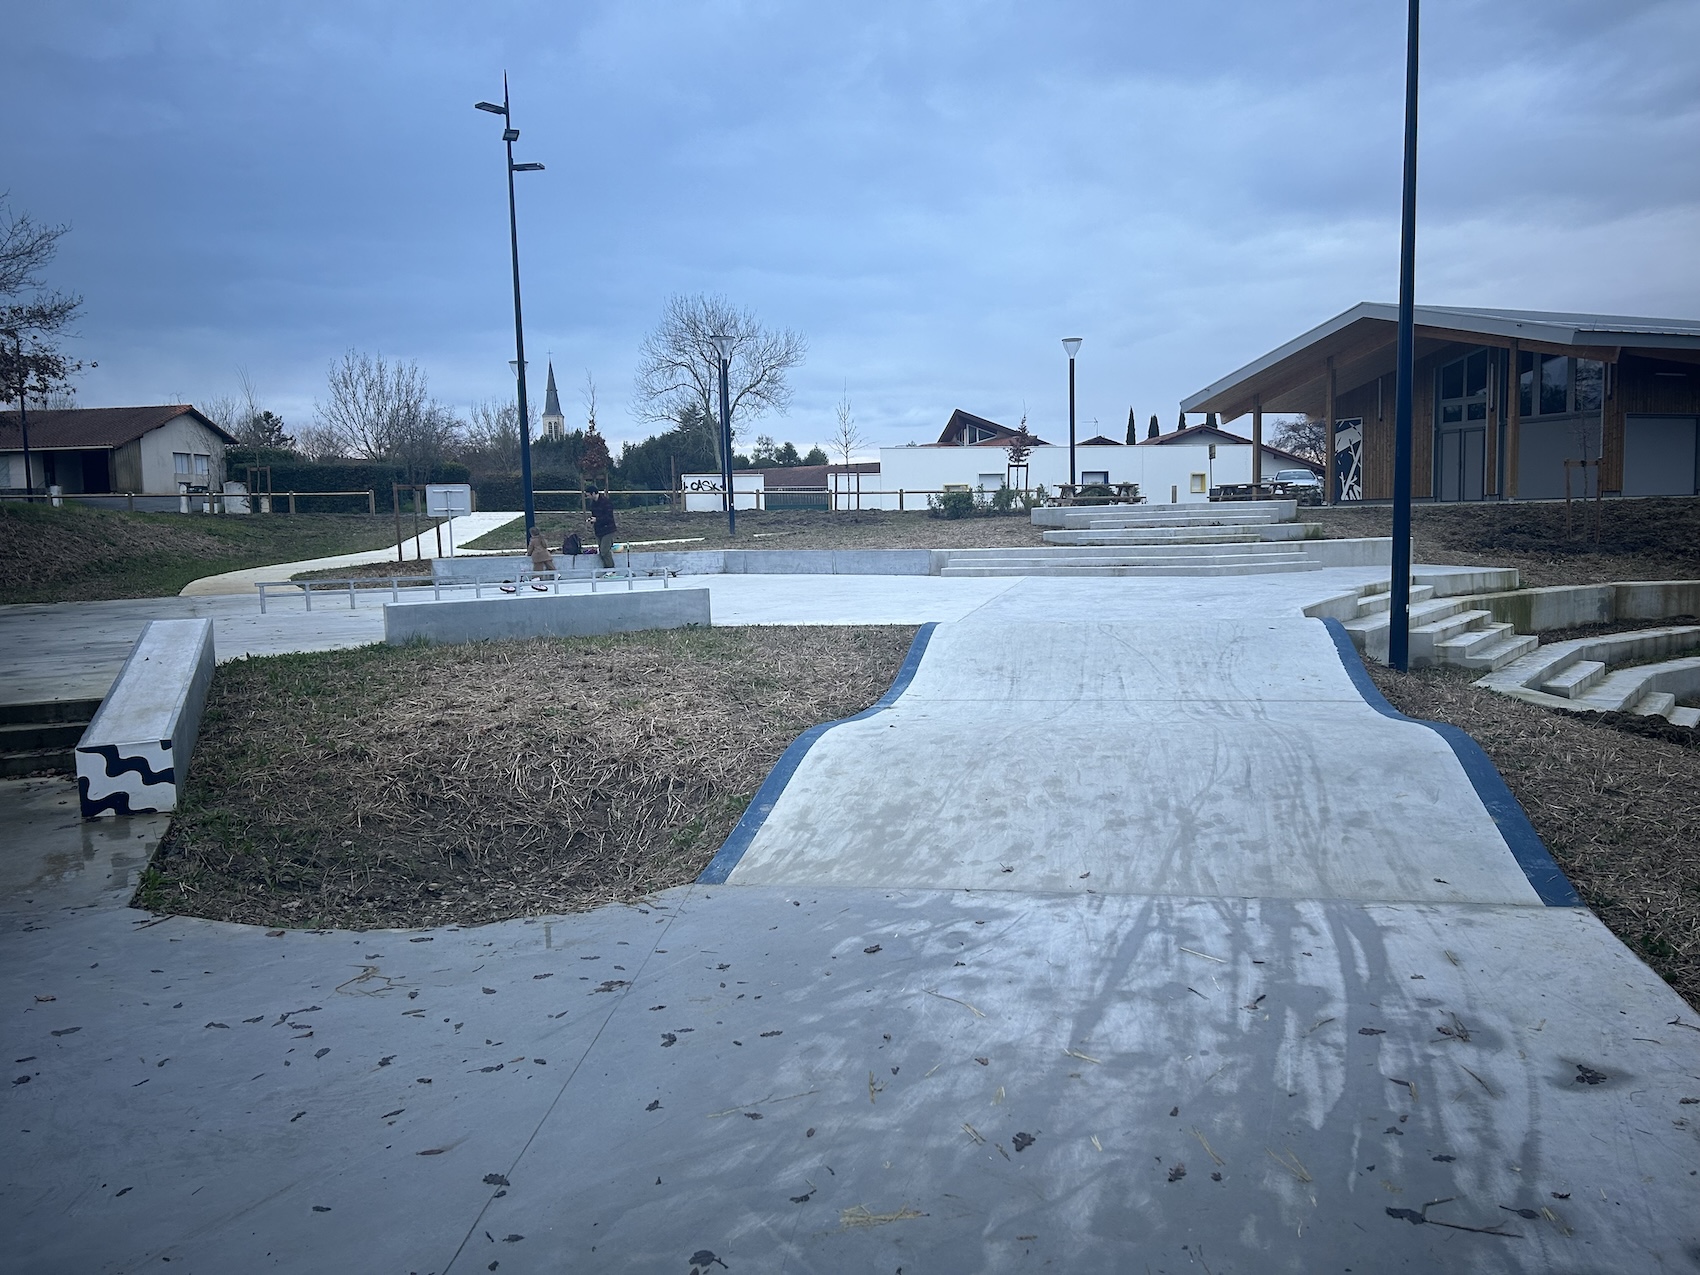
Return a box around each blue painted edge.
[1320,617,1583,908]
[697,622,939,885]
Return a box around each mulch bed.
[139,625,915,930]
[1368,663,1700,1010]
[1310,497,1700,587]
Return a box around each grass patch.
[463,507,1051,553]
[0,501,436,603]
[141,624,916,930]
[1368,662,1700,1010]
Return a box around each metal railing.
[1,489,378,514]
[255,565,677,613]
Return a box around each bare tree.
[632,293,807,470]
[581,370,598,432]
[1269,415,1328,465]
[314,350,428,458]
[0,193,85,410]
[830,392,866,467]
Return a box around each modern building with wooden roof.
[1180,303,1700,502]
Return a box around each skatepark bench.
[75,617,214,817]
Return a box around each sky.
[5,0,1698,456]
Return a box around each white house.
[0,405,236,506]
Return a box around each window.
[193,454,211,477]
[1080,470,1109,485]
[1190,473,1207,493]
[173,452,192,473]
[1517,352,1606,416]
[1437,350,1490,427]
[977,472,1003,490]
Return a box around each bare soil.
[1368,663,1700,1010]
[465,507,1050,553]
[1310,497,1700,586]
[138,625,915,930]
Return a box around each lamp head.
[511,162,545,172]
[475,101,507,115]
[709,332,734,362]
[1062,337,1083,359]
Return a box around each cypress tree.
[1125,407,1137,445]
[1175,410,1186,433]
[1147,414,1159,440]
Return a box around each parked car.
[1270,468,1323,504]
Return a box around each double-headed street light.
[1062,337,1083,487]
[475,77,545,537]
[710,333,736,537]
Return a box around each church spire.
[540,361,565,439]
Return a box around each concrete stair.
[0,699,101,778]
[937,540,1317,578]
[1031,500,1298,531]
[1338,586,1535,672]
[1541,660,1606,699]
[1472,625,1700,729]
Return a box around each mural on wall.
[1334,418,1363,501]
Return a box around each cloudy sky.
[7,1,1698,454]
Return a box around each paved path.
[3,571,1698,1272]
[177,511,522,596]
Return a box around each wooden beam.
[1252,397,1263,485]
[1506,339,1521,500]
[1324,358,1336,504]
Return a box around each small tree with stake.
[1005,421,1036,498]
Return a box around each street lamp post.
[710,333,736,537]
[1062,338,1083,487]
[475,77,545,538]
[1388,0,1420,672]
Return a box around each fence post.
[898,489,904,512]
[127,492,135,513]
[289,491,297,515]
[348,579,358,610]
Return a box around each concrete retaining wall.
[1475,580,1700,633]
[384,588,711,646]
[432,549,933,580]
[76,618,215,817]
[1301,538,1397,567]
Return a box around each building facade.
[1181,304,1700,502]
[1,406,236,502]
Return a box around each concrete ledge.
[383,588,711,646]
[722,550,933,575]
[76,618,215,817]
[1412,566,1522,597]
[1474,580,1700,633]
[1300,537,1397,567]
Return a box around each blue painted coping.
[1320,617,1583,908]
[698,622,938,885]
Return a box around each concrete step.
[1541,660,1607,699]
[0,720,87,752]
[0,749,75,778]
[1434,621,1516,662]
[1633,691,1678,718]
[1343,595,1473,639]
[1042,526,1263,546]
[0,698,103,726]
[1454,632,1540,672]
[1354,584,1436,615]
[1669,706,1700,728]
[1576,668,1657,713]
[939,542,1309,566]
[938,557,1317,578]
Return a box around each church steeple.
[541,361,565,440]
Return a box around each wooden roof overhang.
[1179,303,1700,422]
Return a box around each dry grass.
[139,625,915,930]
[465,507,1051,552]
[1310,497,1700,586]
[1368,663,1700,1010]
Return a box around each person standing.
[526,528,556,572]
[589,486,618,568]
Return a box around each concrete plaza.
[3,568,1698,1272]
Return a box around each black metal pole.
[503,76,538,538]
[718,356,735,537]
[13,333,34,498]
[1389,0,1420,672]
[1067,356,1077,487]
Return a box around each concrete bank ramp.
[728,616,1545,905]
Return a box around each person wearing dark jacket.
[589,487,618,567]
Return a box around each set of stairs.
[1335,580,1536,672]
[1475,625,1700,728]
[0,699,100,778]
[937,540,1316,578]
[1034,499,1308,546]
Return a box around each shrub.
[927,489,977,519]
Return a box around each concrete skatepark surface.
[4,569,1700,1272]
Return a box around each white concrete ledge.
[383,588,711,646]
[76,618,215,817]
[1474,579,1700,632]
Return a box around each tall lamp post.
[1062,337,1083,487]
[1388,0,1420,671]
[710,333,736,537]
[475,77,545,537]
